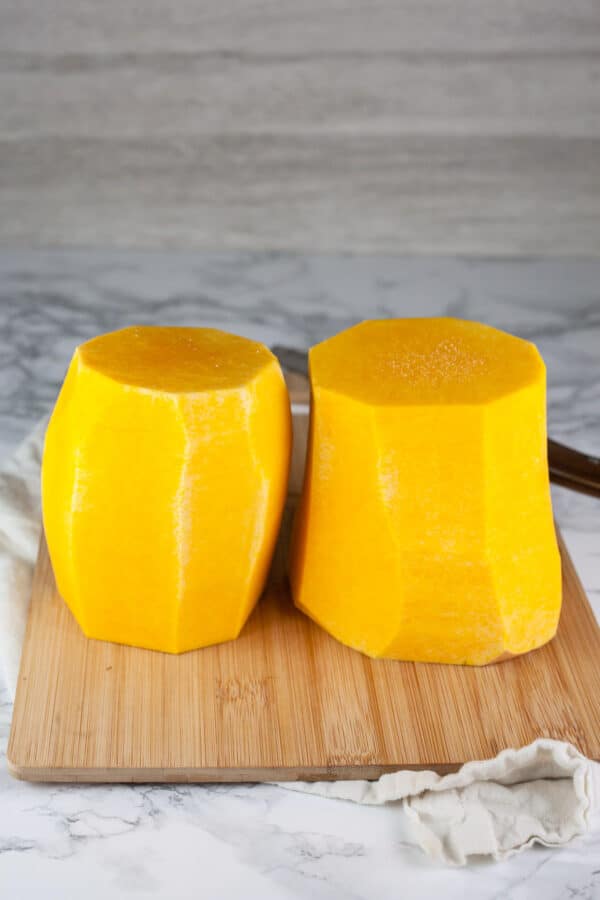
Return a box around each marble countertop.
[1,250,599,898]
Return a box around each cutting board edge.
[6,760,466,783]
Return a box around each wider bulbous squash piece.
[42,326,291,653]
[290,318,562,665]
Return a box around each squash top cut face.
[80,325,276,393]
[311,317,544,406]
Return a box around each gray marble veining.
[0,249,599,897]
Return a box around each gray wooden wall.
[1,1,600,255]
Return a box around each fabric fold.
[278,740,597,863]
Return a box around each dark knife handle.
[273,345,600,500]
[548,439,600,499]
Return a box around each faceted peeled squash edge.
[289,317,562,665]
[41,326,292,653]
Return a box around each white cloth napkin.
[0,418,47,699]
[1,422,599,866]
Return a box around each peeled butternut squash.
[42,326,291,653]
[290,318,561,665]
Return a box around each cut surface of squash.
[289,317,561,665]
[42,326,291,653]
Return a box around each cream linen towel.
[0,422,598,865]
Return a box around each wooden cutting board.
[8,405,600,782]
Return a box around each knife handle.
[547,439,600,499]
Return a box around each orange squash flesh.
[290,318,562,665]
[42,326,291,653]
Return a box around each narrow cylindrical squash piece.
[290,318,562,665]
[42,326,291,653]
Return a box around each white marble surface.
[1,250,599,897]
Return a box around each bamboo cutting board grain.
[8,517,600,782]
[8,409,600,782]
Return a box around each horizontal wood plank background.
[1,1,600,254]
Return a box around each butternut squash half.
[290,318,561,665]
[42,326,291,653]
